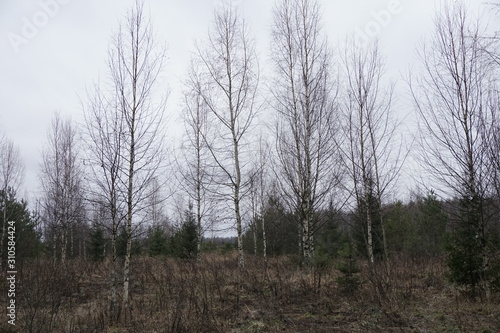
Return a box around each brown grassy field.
[1,254,499,332]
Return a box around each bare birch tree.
[178,69,217,262]
[248,135,270,262]
[488,96,500,202]
[194,4,259,268]
[112,1,166,319]
[481,28,500,210]
[258,139,269,264]
[271,0,338,265]
[84,0,167,320]
[112,1,166,320]
[249,173,259,256]
[0,136,24,268]
[40,114,84,264]
[146,176,167,228]
[408,2,499,297]
[341,39,401,265]
[83,82,126,322]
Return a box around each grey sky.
[0,0,494,204]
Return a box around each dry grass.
[0,253,498,332]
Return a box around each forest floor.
[1,253,499,332]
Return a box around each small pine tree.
[171,206,199,259]
[335,239,361,294]
[148,226,168,257]
[0,189,42,261]
[418,191,447,257]
[116,226,142,257]
[88,224,106,262]
[315,203,342,258]
[446,194,486,298]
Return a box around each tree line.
[1,0,499,324]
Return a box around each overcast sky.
[0,0,496,204]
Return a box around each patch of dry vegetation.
[1,254,498,332]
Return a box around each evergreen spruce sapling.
[172,206,199,259]
[336,239,361,294]
[88,224,106,262]
[0,189,42,261]
[148,226,168,257]
[446,194,487,298]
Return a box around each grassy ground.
[1,253,499,332]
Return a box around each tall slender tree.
[248,135,270,262]
[271,0,338,265]
[193,4,259,268]
[341,39,401,265]
[84,0,167,321]
[40,114,84,264]
[178,69,217,262]
[409,2,499,297]
[83,81,126,322]
[112,1,166,320]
